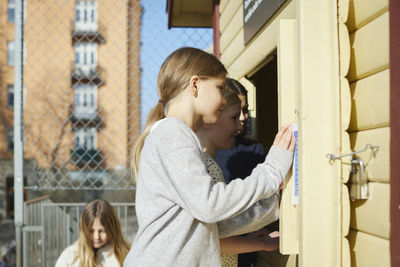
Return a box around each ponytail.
[131,47,227,181]
[131,101,165,180]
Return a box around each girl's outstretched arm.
[217,194,279,238]
[220,229,279,254]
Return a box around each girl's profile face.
[210,103,242,150]
[89,217,109,249]
[195,78,226,125]
[238,94,249,127]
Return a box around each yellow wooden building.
[167,0,399,266]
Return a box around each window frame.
[74,42,98,73]
[7,84,14,108]
[7,127,14,152]
[74,127,97,150]
[8,0,15,23]
[75,1,98,32]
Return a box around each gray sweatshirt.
[124,118,293,267]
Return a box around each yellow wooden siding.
[221,1,295,79]
[339,3,351,264]
[342,184,350,236]
[347,0,388,33]
[277,19,298,255]
[349,127,390,183]
[343,237,351,266]
[341,131,351,183]
[348,230,390,267]
[340,77,352,183]
[339,24,350,76]
[221,30,245,73]
[349,68,390,131]
[220,5,242,54]
[219,0,241,33]
[350,182,390,239]
[346,1,391,264]
[219,0,229,14]
[348,11,389,82]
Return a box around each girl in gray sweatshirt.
[124,47,295,267]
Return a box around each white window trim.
[74,85,98,118]
[75,127,97,150]
[74,43,97,74]
[75,1,98,32]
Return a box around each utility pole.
[14,0,24,266]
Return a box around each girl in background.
[55,199,130,267]
[197,88,281,267]
[125,47,295,266]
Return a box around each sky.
[140,0,213,128]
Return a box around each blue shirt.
[215,137,265,183]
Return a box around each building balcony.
[70,111,103,128]
[71,21,105,44]
[71,66,105,87]
[72,108,97,120]
[70,148,103,167]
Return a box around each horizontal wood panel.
[342,131,351,183]
[343,237,351,267]
[339,24,350,76]
[338,0,349,24]
[350,182,390,239]
[220,0,242,33]
[341,77,351,131]
[342,184,350,237]
[220,0,228,13]
[347,0,388,33]
[223,1,295,78]
[348,12,389,82]
[349,68,390,131]
[221,29,245,71]
[350,127,390,182]
[348,230,390,267]
[220,5,243,54]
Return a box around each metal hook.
[326,143,379,162]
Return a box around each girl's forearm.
[219,236,264,254]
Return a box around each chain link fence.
[10,0,213,265]
[18,0,212,192]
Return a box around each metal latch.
[349,157,368,200]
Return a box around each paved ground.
[0,219,15,266]
[0,219,14,247]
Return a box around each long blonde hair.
[76,199,130,267]
[131,47,227,178]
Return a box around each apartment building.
[0,0,141,220]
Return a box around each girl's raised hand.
[273,124,296,152]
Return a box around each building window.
[74,127,97,150]
[7,41,26,66]
[7,128,14,152]
[74,85,97,118]
[74,43,97,73]
[75,1,97,32]
[7,85,14,108]
[8,0,15,22]
[7,41,15,66]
